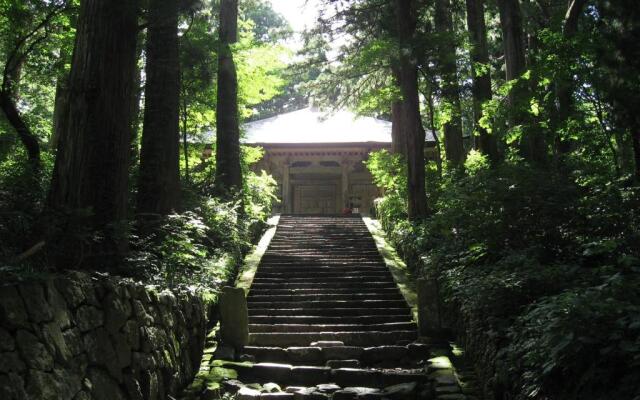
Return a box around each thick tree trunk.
[215,0,243,195]
[556,0,587,154]
[466,0,499,162]
[435,0,465,168]
[0,91,40,165]
[633,129,640,181]
[130,33,144,164]
[48,0,139,265]
[137,0,181,215]
[395,0,428,220]
[51,77,68,152]
[391,67,406,156]
[498,0,546,164]
[391,100,406,155]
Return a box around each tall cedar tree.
[394,0,428,219]
[137,0,181,215]
[215,0,243,194]
[555,0,587,154]
[465,0,498,162]
[596,0,640,180]
[391,67,406,155]
[497,0,546,164]
[435,0,465,167]
[48,0,139,265]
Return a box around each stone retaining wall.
[0,272,209,400]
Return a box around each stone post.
[219,286,249,350]
[417,277,443,336]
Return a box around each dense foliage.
[369,153,640,399]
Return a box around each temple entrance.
[293,184,339,214]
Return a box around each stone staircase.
[247,215,417,350]
[183,216,475,400]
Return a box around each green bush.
[506,271,640,399]
[367,153,640,399]
[0,148,53,261]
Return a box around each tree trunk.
[182,92,190,183]
[1,60,40,165]
[395,0,428,220]
[435,0,465,168]
[215,0,243,195]
[48,0,139,266]
[497,0,546,164]
[556,0,587,154]
[391,67,406,156]
[391,100,405,155]
[137,0,181,215]
[465,0,499,162]
[632,129,640,181]
[51,76,68,152]
[130,32,144,164]
[0,91,40,165]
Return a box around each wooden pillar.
[341,160,350,210]
[282,161,291,214]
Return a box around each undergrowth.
[367,149,640,400]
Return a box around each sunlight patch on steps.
[362,217,419,322]
[236,214,280,294]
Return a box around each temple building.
[243,107,422,215]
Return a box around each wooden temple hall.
[243,108,394,216]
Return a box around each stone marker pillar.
[219,286,249,350]
[417,278,443,336]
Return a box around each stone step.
[247,293,406,302]
[251,276,396,284]
[249,282,398,290]
[227,363,427,388]
[248,288,403,297]
[241,343,428,366]
[255,266,390,274]
[247,300,409,309]
[255,271,391,279]
[249,330,417,347]
[249,315,413,325]
[247,307,411,317]
[249,321,416,333]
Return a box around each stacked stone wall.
[0,272,209,400]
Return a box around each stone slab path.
[182,216,478,400]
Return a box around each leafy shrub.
[367,153,640,399]
[0,148,53,261]
[127,198,249,288]
[506,271,640,400]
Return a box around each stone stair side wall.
[0,271,209,400]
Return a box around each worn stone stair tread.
[249,282,399,290]
[249,330,418,347]
[248,307,411,317]
[247,293,405,302]
[247,300,408,310]
[225,362,426,389]
[249,287,400,296]
[249,322,417,333]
